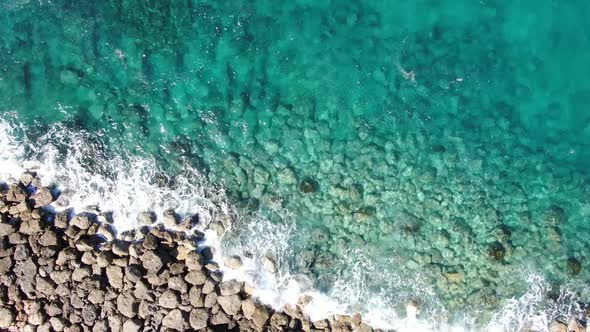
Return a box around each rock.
[88,289,105,304]
[261,255,277,273]
[122,319,142,332]
[218,294,242,316]
[106,265,124,289]
[568,317,584,332]
[546,206,566,226]
[162,309,188,331]
[49,317,65,331]
[189,286,204,307]
[204,292,218,308]
[271,312,289,327]
[488,242,506,261]
[30,188,53,208]
[219,280,243,295]
[53,211,70,229]
[140,251,164,273]
[38,230,58,246]
[116,292,137,318]
[92,320,109,332]
[299,178,319,193]
[138,211,156,225]
[567,257,582,275]
[185,251,203,271]
[163,209,179,227]
[159,289,180,309]
[70,214,92,230]
[97,224,115,242]
[189,308,209,330]
[202,278,216,294]
[6,184,27,202]
[210,311,231,325]
[185,270,207,285]
[112,240,130,256]
[226,255,243,269]
[0,257,12,274]
[72,267,91,282]
[549,320,568,332]
[168,275,188,293]
[0,221,17,237]
[251,304,271,327]
[19,219,42,235]
[0,307,15,328]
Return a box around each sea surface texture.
[1,1,590,330]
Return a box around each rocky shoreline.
[0,172,375,332]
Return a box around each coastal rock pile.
[0,173,375,332]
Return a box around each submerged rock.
[299,177,319,194]
[567,257,582,275]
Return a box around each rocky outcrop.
[0,173,377,331]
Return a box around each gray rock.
[261,255,277,273]
[116,292,137,318]
[202,278,216,294]
[88,289,105,304]
[125,264,145,283]
[185,270,207,285]
[106,265,124,289]
[168,275,188,293]
[219,280,243,296]
[162,309,188,331]
[53,211,69,229]
[49,317,65,331]
[72,266,91,282]
[112,240,130,256]
[185,251,203,270]
[81,305,98,325]
[242,299,270,327]
[122,318,142,332]
[189,308,209,330]
[13,244,30,260]
[159,289,180,309]
[218,294,241,316]
[92,320,109,332]
[30,188,53,208]
[140,251,164,273]
[49,270,71,284]
[0,307,15,328]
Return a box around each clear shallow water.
[1,0,590,330]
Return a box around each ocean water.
[1,0,590,330]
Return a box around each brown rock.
[185,270,207,285]
[159,289,181,309]
[116,292,137,318]
[219,280,243,296]
[189,286,204,307]
[30,188,53,208]
[106,265,124,289]
[185,251,203,271]
[162,309,188,331]
[122,318,142,332]
[140,250,164,273]
[0,307,15,328]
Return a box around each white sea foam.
[0,116,586,332]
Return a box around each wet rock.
[97,224,115,242]
[219,280,243,296]
[159,289,181,309]
[226,255,243,269]
[488,242,506,261]
[30,187,53,208]
[138,211,156,225]
[162,309,188,331]
[163,209,179,227]
[271,312,289,328]
[189,308,209,330]
[546,206,566,226]
[299,178,319,193]
[567,257,582,275]
[262,255,277,273]
[70,214,92,230]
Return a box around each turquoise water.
[2,0,590,328]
